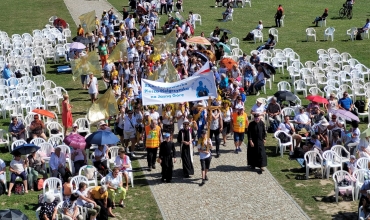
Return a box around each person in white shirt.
[114,148,131,189]
[124,110,137,157]
[50,147,67,178]
[93,144,109,172]
[87,72,98,103]
[327,114,344,136]
[127,44,138,62]
[221,101,232,146]
[0,158,5,186]
[176,103,189,131]
[277,115,301,154]
[294,107,311,131]
[97,120,112,132]
[143,27,154,44]
[105,167,126,208]
[8,152,28,196]
[250,98,266,121]
[149,106,161,122]
[125,14,135,31]
[76,182,100,220]
[344,120,361,156]
[198,130,212,186]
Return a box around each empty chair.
[277,81,291,91]
[306,28,316,41]
[274,131,292,157]
[229,37,239,49]
[45,94,60,113]
[43,177,63,201]
[47,122,64,139]
[78,165,98,187]
[48,136,64,147]
[347,27,357,41]
[304,151,323,179]
[324,27,335,41]
[322,150,342,178]
[253,30,263,43]
[294,80,307,97]
[192,14,202,28]
[30,137,46,146]
[353,169,367,201]
[357,157,370,169]
[74,118,91,134]
[231,48,243,57]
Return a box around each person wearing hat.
[144,120,162,171]
[89,185,115,218]
[98,120,112,132]
[158,133,176,183]
[251,98,266,121]
[28,148,48,190]
[198,130,213,186]
[247,114,267,171]
[87,72,98,103]
[231,105,248,154]
[177,119,196,178]
[124,109,137,157]
[39,193,58,220]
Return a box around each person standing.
[209,102,223,158]
[98,41,108,68]
[124,110,137,157]
[177,119,196,178]
[247,114,267,171]
[221,100,232,146]
[275,4,284,27]
[198,130,212,186]
[144,120,162,171]
[158,133,176,183]
[231,105,249,154]
[87,72,98,103]
[62,94,73,136]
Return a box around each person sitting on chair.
[257,34,276,51]
[222,5,233,21]
[30,114,47,140]
[247,65,265,96]
[8,152,28,196]
[93,145,109,175]
[114,148,131,190]
[243,20,263,41]
[50,147,67,179]
[9,117,25,142]
[312,8,328,26]
[357,18,370,40]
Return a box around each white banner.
[141,72,217,105]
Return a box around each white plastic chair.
[47,122,64,139]
[333,170,354,203]
[304,151,324,179]
[10,139,27,152]
[229,37,239,49]
[274,131,292,157]
[324,27,335,41]
[0,129,10,152]
[268,28,278,42]
[45,94,60,113]
[57,144,73,172]
[277,81,291,92]
[74,118,91,134]
[353,169,367,201]
[280,15,285,27]
[30,137,46,146]
[293,79,307,97]
[322,150,342,179]
[306,28,316,42]
[253,30,263,43]
[361,29,369,39]
[357,157,370,169]
[192,14,202,28]
[108,146,120,167]
[48,136,64,147]
[43,177,63,201]
[271,57,284,74]
[347,27,357,41]
[318,18,326,27]
[70,175,89,193]
[78,165,98,187]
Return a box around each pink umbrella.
[64,134,86,149]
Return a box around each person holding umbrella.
[71,143,87,175]
[28,148,48,191]
[8,151,28,196]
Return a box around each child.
[348,155,357,175]
[63,177,72,199]
[112,79,121,98]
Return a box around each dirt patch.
[295,183,306,187]
[320,179,332,186]
[305,206,313,211]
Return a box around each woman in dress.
[62,94,73,136]
[221,100,232,146]
[39,193,58,220]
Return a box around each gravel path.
[63,0,122,27]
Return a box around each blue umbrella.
[85,130,120,145]
[216,42,231,53]
[11,144,40,155]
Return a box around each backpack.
[35,178,45,191]
[355,100,365,113]
[32,66,42,76]
[14,182,25,195]
[277,131,290,143]
[0,181,5,196]
[268,120,279,133]
[15,70,22,78]
[83,165,96,180]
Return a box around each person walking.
[62,94,73,136]
[177,119,196,178]
[144,120,162,171]
[209,102,223,158]
[275,4,284,27]
[231,105,249,154]
[87,72,98,103]
[247,114,267,171]
[158,133,176,183]
[198,130,212,186]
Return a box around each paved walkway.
[62,1,310,219]
[63,0,121,27]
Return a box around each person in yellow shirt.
[231,105,249,154]
[95,16,100,35]
[144,120,162,171]
[89,185,115,217]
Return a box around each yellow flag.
[107,39,128,63]
[79,11,96,34]
[71,52,102,81]
[152,30,177,55]
[87,88,119,124]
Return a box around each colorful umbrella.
[85,130,119,145]
[11,144,40,155]
[306,95,328,104]
[69,42,86,50]
[216,42,231,53]
[72,36,89,44]
[329,109,359,122]
[53,18,67,29]
[136,5,148,15]
[186,36,211,45]
[64,134,86,150]
[220,57,237,70]
[274,91,297,102]
[32,109,55,119]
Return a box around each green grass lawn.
[0,0,369,219]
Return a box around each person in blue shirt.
[359,180,370,209]
[239,88,246,102]
[357,18,370,39]
[2,63,12,80]
[219,73,228,90]
[338,91,357,115]
[212,66,220,85]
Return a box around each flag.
[107,39,128,63]
[88,88,119,123]
[71,52,101,81]
[79,11,96,34]
[152,30,177,55]
[192,61,211,76]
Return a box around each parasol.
[64,134,86,150]
[136,5,148,15]
[32,109,55,119]
[261,62,276,74]
[216,42,231,53]
[306,95,328,104]
[53,18,67,29]
[0,209,29,220]
[201,50,216,62]
[193,51,209,62]
[329,109,359,122]
[72,36,89,44]
[186,36,211,45]
[85,130,120,145]
[11,144,40,155]
[274,91,297,102]
[220,57,237,70]
[69,42,86,50]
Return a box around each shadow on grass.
[332,211,358,220]
[330,16,344,20]
[24,203,38,210]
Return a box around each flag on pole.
[87,88,119,123]
[71,52,101,81]
[107,39,128,63]
[79,11,96,34]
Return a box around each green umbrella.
[360,128,370,138]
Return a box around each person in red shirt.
[275,4,284,27]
